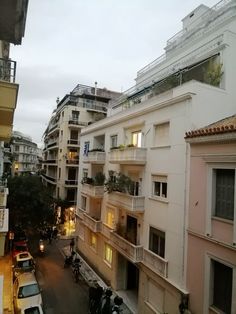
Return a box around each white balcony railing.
[83,151,105,164]
[83,213,102,232]
[101,223,113,239]
[110,231,143,263]
[81,184,104,198]
[109,147,147,164]
[108,192,145,213]
[75,207,85,220]
[0,187,8,207]
[143,249,168,278]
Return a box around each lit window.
[104,243,113,265]
[214,169,235,220]
[211,260,232,313]
[152,175,168,199]
[149,227,165,258]
[106,209,115,229]
[132,131,142,147]
[90,232,97,250]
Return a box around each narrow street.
[29,237,89,314]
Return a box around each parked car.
[22,304,44,314]
[12,240,29,258]
[13,272,43,314]
[12,252,35,280]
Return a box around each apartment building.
[186,115,236,314]
[8,131,38,176]
[0,0,28,262]
[42,84,120,230]
[76,1,236,313]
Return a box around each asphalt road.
[29,236,89,314]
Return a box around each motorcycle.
[72,259,81,282]
[64,252,75,268]
[112,296,123,314]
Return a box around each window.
[154,122,170,146]
[106,208,115,229]
[104,243,113,265]
[214,169,235,220]
[211,260,232,313]
[90,232,97,250]
[152,175,168,199]
[110,135,117,148]
[132,131,142,147]
[81,196,87,211]
[72,111,79,121]
[149,227,165,258]
[83,168,88,179]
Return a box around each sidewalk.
[57,239,135,314]
[0,254,13,314]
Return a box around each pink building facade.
[186,115,236,314]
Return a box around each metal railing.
[0,58,16,83]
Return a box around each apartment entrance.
[127,261,139,291]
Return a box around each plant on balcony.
[205,61,223,87]
[81,176,94,185]
[105,171,134,194]
[126,143,135,148]
[94,172,106,186]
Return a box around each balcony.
[76,207,85,220]
[143,249,168,278]
[47,141,59,149]
[65,180,78,186]
[81,183,104,198]
[44,159,57,164]
[66,159,79,165]
[108,192,145,213]
[68,120,88,127]
[41,173,57,184]
[0,187,8,207]
[109,147,147,165]
[110,231,143,263]
[82,213,102,233]
[101,223,113,239]
[67,139,80,146]
[83,151,105,164]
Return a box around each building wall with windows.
[186,115,236,314]
[75,1,236,313]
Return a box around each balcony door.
[126,215,137,245]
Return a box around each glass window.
[149,227,165,258]
[90,232,97,250]
[81,196,87,211]
[132,131,142,147]
[18,284,40,298]
[211,260,232,313]
[106,209,115,229]
[104,243,113,265]
[215,169,235,220]
[110,135,118,148]
[84,141,90,156]
[152,175,168,199]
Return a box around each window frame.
[104,243,113,266]
[151,175,168,200]
[110,134,118,149]
[149,226,165,258]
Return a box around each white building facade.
[76,1,236,313]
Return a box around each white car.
[13,272,43,314]
[22,304,44,313]
[12,252,35,280]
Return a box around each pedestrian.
[70,238,75,252]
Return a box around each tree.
[7,175,54,228]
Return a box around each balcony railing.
[65,180,78,186]
[83,213,102,233]
[143,249,168,278]
[76,207,85,220]
[45,159,57,164]
[68,119,88,127]
[41,173,56,183]
[110,231,143,263]
[67,139,80,145]
[66,159,79,165]
[81,183,104,198]
[108,192,145,213]
[0,58,16,83]
[83,151,105,164]
[109,147,147,164]
[101,223,113,239]
[47,141,59,149]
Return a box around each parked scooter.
[112,296,123,314]
[72,258,81,282]
[64,251,75,268]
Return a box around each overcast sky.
[11,0,217,147]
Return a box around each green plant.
[94,172,105,186]
[105,171,134,194]
[205,61,223,87]
[88,148,104,152]
[81,177,94,185]
[126,143,135,148]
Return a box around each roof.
[17,272,37,285]
[185,114,236,139]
